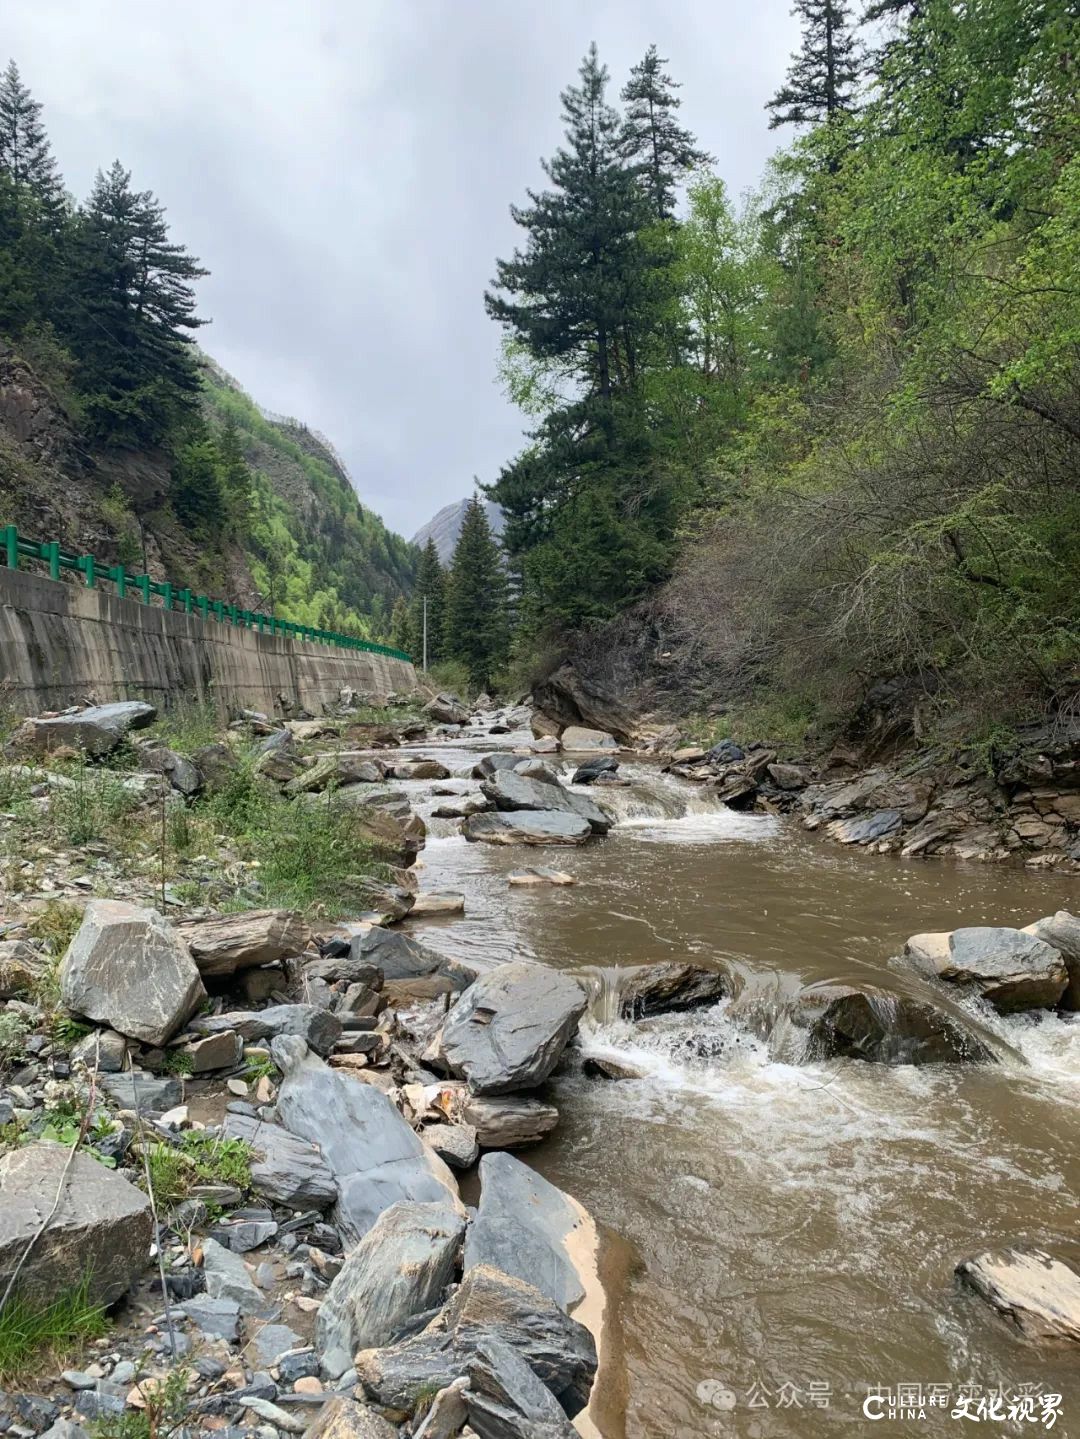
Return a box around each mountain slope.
[411,496,504,565]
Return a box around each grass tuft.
[143,1133,253,1209]
[0,1275,109,1384]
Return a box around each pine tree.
[216,415,253,540]
[0,61,64,215]
[410,537,446,667]
[620,46,710,221]
[390,596,413,655]
[766,0,860,129]
[63,161,207,444]
[443,498,510,691]
[171,437,225,533]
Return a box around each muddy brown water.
[399,737,1079,1439]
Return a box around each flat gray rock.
[316,1200,465,1378]
[191,1004,341,1057]
[222,1113,337,1210]
[905,926,1068,1012]
[15,701,156,758]
[481,770,611,834]
[301,1397,397,1439]
[462,1095,560,1150]
[619,962,730,1019]
[60,900,205,1046]
[431,962,586,1095]
[202,1237,278,1318]
[466,1336,578,1438]
[0,1142,152,1308]
[101,1069,183,1113]
[175,910,310,977]
[957,1247,1080,1344]
[464,1153,588,1313]
[178,1294,241,1339]
[462,811,592,847]
[349,927,478,993]
[272,1036,462,1245]
[245,1322,303,1368]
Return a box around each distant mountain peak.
[411,496,504,564]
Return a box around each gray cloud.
[7,0,798,536]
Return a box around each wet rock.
[466,1336,578,1438]
[0,1142,152,1307]
[956,1247,1080,1344]
[350,927,477,995]
[191,1004,342,1057]
[582,1055,648,1081]
[462,811,592,847]
[60,900,205,1045]
[316,1200,465,1378]
[409,892,466,918]
[177,1029,243,1073]
[175,910,310,978]
[619,962,730,1019]
[272,1035,462,1244]
[462,1095,560,1149]
[481,771,610,836]
[1023,911,1080,1010]
[285,753,387,795]
[101,1069,183,1113]
[904,926,1068,1012]
[507,868,575,887]
[70,1028,127,1072]
[0,939,47,998]
[12,701,156,758]
[826,809,903,845]
[389,759,452,781]
[530,736,561,754]
[202,1237,278,1318]
[245,1323,303,1369]
[425,694,470,726]
[430,962,586,1095]
[300,1396,397,1439]
[473,753,526,780]
[571,756,618,785]
[422,1123,480,1169]
[559,726,617,753]
[137,744,202,796]
[464,1153,588,1312]
[782,982,996,1065]
[223,1114,337,1210]
[433,794,492,819]
[766,762,812,790]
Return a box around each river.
[394,731,1079,1438]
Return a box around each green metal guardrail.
[0,525,412,662]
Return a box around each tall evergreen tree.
[443,497,510,691]
[390,596,413,655]
[64,161,207,444]
[216,415,253,540]
[410,537,446,667]
[620,46,710,221]
[766,0,860,128]
[0,61,64,214]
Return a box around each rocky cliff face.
[411,497,504,564]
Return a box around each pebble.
[293,1378,322,1396]
[60,1373,97,1392]
[226,1078,249,1097]
[110,1362,136,1385]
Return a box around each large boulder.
[222,1113,337,1210]
[473,753,526,780]
[425,693,470,726]
[559,726,617,753]
[904,926,1068,1013]
[481,771,610,835]
[777,982,996,1065]
[272,1036,462,1244]
[349,927,478,996]
[175,910,310,978]
[619,962,730,1019]
[60,900,205,1046]
[430,963,586,1095]
[285,752,387,795]
[956,1247,1080,1344]
[462,811,592,847]
[1023,911,1080,1010]
[572,756,618,785]
[0,1143,152,1308]
[137,744,202,796]
[464,1153,589,1312]
[300,1398,396,1439]
[316,1201,465,1378]
[463,1095,561,1150]
[466,1337,579,1439]
[191,1004,341,1057]
[11,701,156,758]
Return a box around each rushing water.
[401,732,1080,1439]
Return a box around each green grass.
[0,1275,109,1384]
[143,1133,253,1209]
[27,900,83,958]
[0,1012,29,1073]
[150,700,223,755]
[92,1366,190,1439]
[242,1052,280,1083]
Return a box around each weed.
[49,763,138,846]
[142,1133,252,1208]
[242,1053,279,1083]
[48,1013,92,1048]
[152,701,222,755]
[0,765,32,810]
[27,900,83,956]
[93,1365,190,1439]
[158,1051,194,1077]
[0,1013,29,1073]
[0,1275,109,1383]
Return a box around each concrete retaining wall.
[0,567,417,717]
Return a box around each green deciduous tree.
[443,497,510,690]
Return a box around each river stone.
[559,726,617,753]
[389,759,452,781]
[431,963,587,1095]
[463,1095,560,1150]
[463,811,592,847]
[222,1113,336,1209]
[349,927,478,994]
[826,809,903,845]
[202,1237,278,1318]
[101,1069,182,1113]
[190,1004,342,1057]
[175,910,310,977]
[1023,911,1080,1010]
[507,869,575,887]
[956,1247,1080,1344]
[422,1123,480,1169]
[316,1201,465,1378]
[14,701,156,758]
[0,940,47,998]
[60,900,206,1045]
[464,1153,587,1312]
[571,756,618,785]
[0,1142,152,1308]
[425,694,470,726]
[408,892,466,918]
[619,962,730,1019]
[466,1337,578,1438]
[481,770,611,835]
[473,753,526,779]
[285,753,387,795]
[301,1397,396,1439]
[70,1028,127,1073]
[904,926,1069,1012]
[271,1035,462,1244]
[782,982,996,1065]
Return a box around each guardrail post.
[46,541,61,581]
[160,582,173,611]
[81,555,96,588]
[2,525,16,569]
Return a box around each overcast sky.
[6,0,798,539]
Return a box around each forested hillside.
[487,4,1080,744]
[0,60,415,640]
